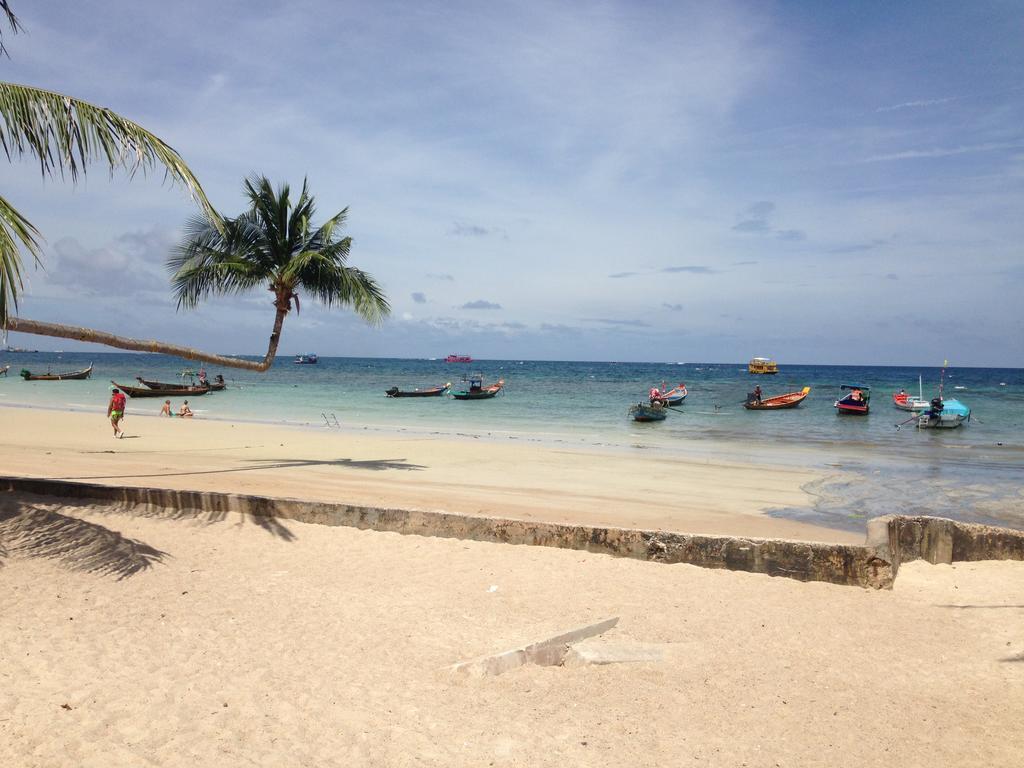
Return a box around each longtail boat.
[450,375,504,400]
[112,380,209,398]
[20,364,93,381]
[137,374,226,392]
[629,403,668,422]
[744,386,811,410]
[835,384,870,415]
[385,383,450,398]
[658,384,688,405]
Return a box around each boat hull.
[892,393,928,411]
[386,385,449,398]
[744,387,810,410]
[113,381,209,398]
[835,401,869,415]
[450,387,501,400]
[630,404,667,422]
[20,364,93,381]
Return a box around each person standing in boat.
[107,387,127,438]
[753,385,762,405]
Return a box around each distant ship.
[4,345,39,353]
[293,353,319,364]
[445,354,473,363]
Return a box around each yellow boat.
[748,357,778,374]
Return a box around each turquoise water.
[2,352,1022,531]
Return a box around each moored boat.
[385,383,451,398]
[835,384,870,415]
[659,384,688,405]
[629,403,668,422]
[744,386,811,410]
[138,373,225,391]
[916,397,970,429]
[112,380,210,398]
[20,364,93,381]
[893,375,928,411]
[450,375,503,400]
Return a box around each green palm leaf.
[0,81,217,326]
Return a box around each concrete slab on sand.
[564,640,667,666]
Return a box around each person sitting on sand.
[178,400,193,419]
[160,399,172,417]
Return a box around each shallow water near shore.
[2,352,1022,531]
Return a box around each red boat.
[445,354,473,363]
[835,385,870,415]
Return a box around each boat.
[450,375,504,400]
[916,397,970,429]
[137,373,226,391]
[19,364,93,381]
[744,386,811,410]
[893,375,929,411]
[112,380,209,398]
[385,383,450,398]
[293,354,319,364]
[835,384,870,415]
[657,384,688,405]
[748,357,779,374]
[445,354,473,363]
[629,403,668,422]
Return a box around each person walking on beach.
[160,399,172,417]
[107,387,127,438]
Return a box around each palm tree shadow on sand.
[54,457,425,484]
[0,492,296,578]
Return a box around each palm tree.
[1,4,388,371]
[166,176,389,369]
[0,2,217,330]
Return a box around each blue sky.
[4,0,1022,365]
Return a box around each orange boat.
[744,386,811,410]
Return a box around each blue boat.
[630,403,668,422]
[916,398,970,429]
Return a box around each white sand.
[2,493,1023,767]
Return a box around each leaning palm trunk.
[7,307,289,372]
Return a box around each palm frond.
[0,1,25,58]
[0,191,41,324]
[169,214,267,309]
[0,82,216,220]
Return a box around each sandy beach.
[2,491,1022,767]
[0,405,859,543]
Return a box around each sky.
[3,0,1023,366]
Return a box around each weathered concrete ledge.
[3,476,1023,589]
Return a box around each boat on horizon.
[445,353,473,363]
[748,357,779,374]
[293,353,319,365]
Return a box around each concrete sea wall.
[3,476,1023,589]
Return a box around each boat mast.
[939,360,947,400]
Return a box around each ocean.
[2,352,1022,531]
